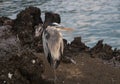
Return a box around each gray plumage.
[35,23,64,69]
[43,26,64,69]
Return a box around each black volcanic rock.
[0,25,50,84]
[90,40,113,60]
[0,25,17,57]
[0,23,52,84]
[0,49,48,84]
[113,48,120,62]
[43,12,61,28]
[69,37,89,52]
[13,6,43,46]
[0,16,13,26]
[62,37,89,63]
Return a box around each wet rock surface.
[0,6,120,84]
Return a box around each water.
[0,0,120,49]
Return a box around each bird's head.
[49,22,74,31]
[35,24,43,37]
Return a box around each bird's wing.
[42,31,50,58]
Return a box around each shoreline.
[0,6,120,84]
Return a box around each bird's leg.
[53,68,57,84]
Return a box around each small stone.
[3,81,6,83]
[62,81,64,83]
[32,59,36,64]
[8,72,13,79]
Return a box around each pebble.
[8,72,13,79]
[32,59,36,64]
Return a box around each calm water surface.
[0,0,120,49]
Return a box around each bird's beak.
[60,27,74,31]
[53,23,74,31]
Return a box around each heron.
[35,22,73,83]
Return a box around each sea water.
[0,0,120,49]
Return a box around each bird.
[35,11,73,84]
[35,22,73,83]
[35,23,65,68]
[35,22,74,68]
